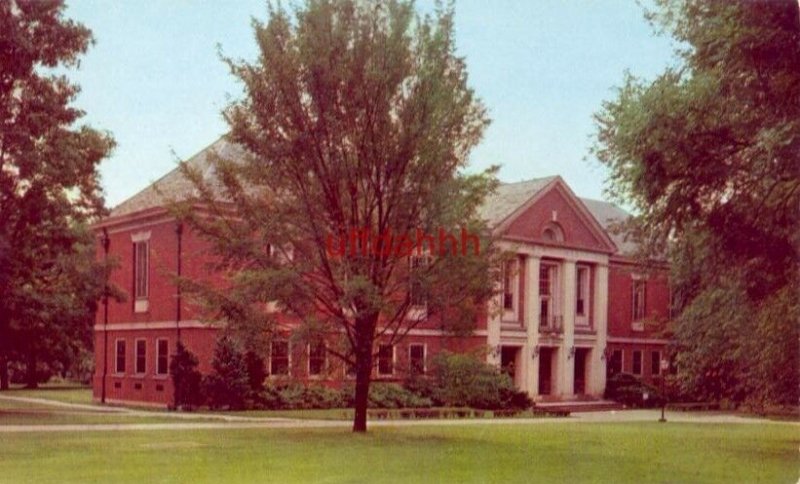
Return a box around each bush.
[170,342,204,410]
[255,383,345,410]
[604,373,663,408]
[204,336,250,410]
[349,382,433,409]
[426,351,531,410]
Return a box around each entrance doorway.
[538,347,555,395]
[500,346,521,388]
[574,348,590,395]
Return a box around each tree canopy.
[593,0,799,407]
[178,0,498,431]
[0,0,115,388]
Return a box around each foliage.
[169,342,204,410]
[243,350,267,396]
[204,336,251,410]
[0,0,116,389]
[592,0,800,407]
[341,382,433,409]
[427,351,531,410]
[604,373,663,408]
[175,0,497,431]
[257,383,346,410]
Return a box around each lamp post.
[659,358,669,423]
[100,228,110,404]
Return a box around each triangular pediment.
[496,177,617,254]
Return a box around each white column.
[487,285,502,368]
[588,262,609,396]
[524,255,541,397]
[559,258,576,397]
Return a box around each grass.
[6,383,94,405]
[0,421,796,483]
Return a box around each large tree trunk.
[25,348,37,389]
[352,315,377,433]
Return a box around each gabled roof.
[107,140,636,255]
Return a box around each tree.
[204,336,251,410]
[170,342,204,410]
[177,0,498,431]
[593,0,799,407]
[0,0,115,389]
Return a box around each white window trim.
[155,338,169,377]
[133,239,150,313]
[502,258,519,322]
[114,338,126,375]
[269,340,291,378]
[307,342,327,379]
[632,278,647,325]
[614,349,624,374]
[575,265,591,325]
[652,350,662,376]
[408,254,431,318]
[134,338,147,376]
[408,343,427,374]
[632,350,643,376]
[377,344,395,376]
[539,263,560,327]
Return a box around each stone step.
[534,399,623,413]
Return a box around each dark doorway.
[538,347,554,395]
[574,348,590,395]
[501,346,519,385]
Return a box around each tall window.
[308,342,326,376]
[632,350,642,376]
[270,340,290,376]
[609,349,623,376]
[502,259,517,312]
[156,339,169,376]
[651,351,662,377]
[135,339,147,374]
[539,264,557,327]
[576,266,590,321]
[408,344,425,375]
[377,344,394,376]
[115,340,126,374]
[632,280,646,321]
[134,241,149,300]
[409,256,429,307]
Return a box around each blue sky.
[63,1,676,208]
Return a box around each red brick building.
[92,139,670,407]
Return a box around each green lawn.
[5,384,94,405]
[0,422,796,483]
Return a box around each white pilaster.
[559,258,576,397]
[487,288,502,368]
[588,262,609,396]
[524,255,541,396]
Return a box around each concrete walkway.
[1,394,796,433]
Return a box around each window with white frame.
[632,279,647,322]
[270,340,290,376]
[609,349,623,376]
[576,265,590,324]
[502,258,518,317]
[134,241,149,300]
[156,339,169,376]
[651,350,662,377]
[408,344,425,375]
[308,342,326,376]
[135,339,147,374]
[539,263,558,327]
[409,255,429,307]
[377,344,394,376]
[632,350,642,376]
[115,339,126,374]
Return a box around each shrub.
[604,372,663,408]
[429,351,531,410]
[204,336,250,410]
[170,342,204,410]
[244,351,267,395]
[255,383,345,410]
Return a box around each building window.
[502,259,516,311]
[134,241,149,300]
[156,339,169,376]
[632,280,646,321]
[409,256,429,307]
[576,265,590,320]
[270,340,290,376]
[651,350,662,377]
[408,344,425,375]
[632,350,642,376]
[115,340,126,374]
[377,344,394,376]
[609,349,623,376]
[135,339,147,374]
[308,342,326,376]
[539,264,558,327]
